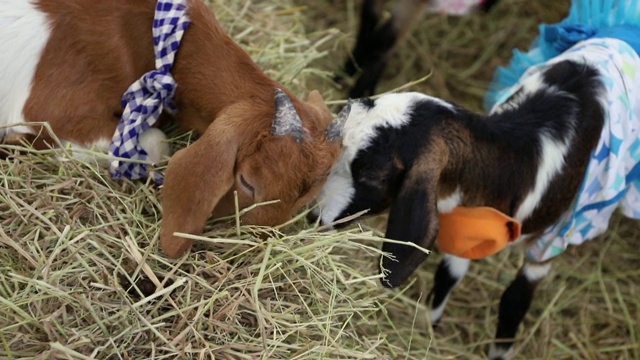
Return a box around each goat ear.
[305,90,333,128]
[380,161,441,288]
[160,118,239,258]
[305,90,325,107]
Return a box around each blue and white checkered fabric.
[109,0,191,184]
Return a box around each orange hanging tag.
[436,207,521,259]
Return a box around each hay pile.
[308,0,640,359]
[1,0,639,360]
[0,1,427,359]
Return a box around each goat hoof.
[488,342,515,360]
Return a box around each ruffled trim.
[484,0,640,112]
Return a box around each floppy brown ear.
[380,152,443,288]
[160,117,239,258]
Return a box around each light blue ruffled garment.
[484,0,640,262]
[485,0,640,110]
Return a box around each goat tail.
[484,0,640,112]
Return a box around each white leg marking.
[0,0,52,138]
[488,342,515,360]
[522,262,552,283]
[429,255,470,323]
[446,254,470,278]
[429,297,448,323]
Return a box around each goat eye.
[240,175,255,196]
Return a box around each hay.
[307,0,640,358]
[1,0,639,360]
[0,1,428,359]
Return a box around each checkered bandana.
[108,0,191,184]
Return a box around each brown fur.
[23,0,341,258]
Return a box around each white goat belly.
[0,0,50,139]
[498,38,640,262]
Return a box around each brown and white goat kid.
[0,0,342,258]
[311,56,640,358]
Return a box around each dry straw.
[1,0,639,360]
[0,1,429,359]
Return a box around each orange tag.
[436,207,521,259]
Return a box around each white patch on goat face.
[315,159,356,226]
[0,0,51,139]
[515,134,571,221]
[315,92,455,225]
[437,188,462,214]
[522,262,551,282]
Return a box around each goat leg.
[489,261,552,360]
[427,254,470,325]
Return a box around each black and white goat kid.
[310,60,628,359]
